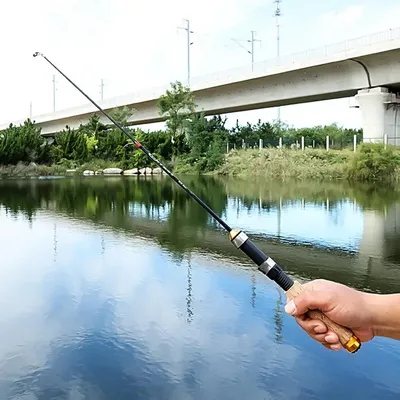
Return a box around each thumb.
[285,290,335,316]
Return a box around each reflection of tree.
[2,175,400,273]
[53,223,57,264]
[222,177,400,216]
[0,176,228,243]
[250,270,256,308]
[273,289,283,344]
[186,254,193,324]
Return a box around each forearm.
[366,293,400,340]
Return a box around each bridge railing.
[190,26,400,88]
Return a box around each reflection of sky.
[225,198,364,251]
[128,202,171,221]
[129,196,365,252]
[0,207,399,399]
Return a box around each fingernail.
[285,300,296,315]
[325,334,337,344]
[330,344,341,351]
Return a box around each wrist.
[364,292,400,339]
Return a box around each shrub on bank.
[346,143,400,182]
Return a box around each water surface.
[0,176,399,399]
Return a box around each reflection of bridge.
[360,203,400,260]
[43,202,400,294]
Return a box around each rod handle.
[285,281,361,354]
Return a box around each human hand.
[284,279,375,351]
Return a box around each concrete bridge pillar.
[355,87,400,145]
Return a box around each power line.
[231,30,261,71]
[178,19,194,86]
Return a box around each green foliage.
[229,119,277,148]
[84,134,98,156]
[280,123,362,149]
[347,143,399,182]
[157,81,196,144]
[52,127,88,163]
[181,114,228,172]
[0,120,51,165]
[1,84,397,184]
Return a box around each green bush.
[0,120,51,165]
[346,143,399,182]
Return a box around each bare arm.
[366,292,400,340]
[285,279,400,351]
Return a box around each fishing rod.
[33,52,361,354]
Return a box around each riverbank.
[0,160,121,178]
[216,147,400,182]
[1,145,399,182]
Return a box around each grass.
[216,147,400,182]
[216,148,351,180]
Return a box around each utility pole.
[52,74,56,112]
[232,30,260,72]
[29,101,32,119]
[178,19,194,86]
[100,79,104,100]
[274,0,282,122]
[248,31,261,71]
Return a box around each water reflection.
[0,177,400,399]
[1,176,400,293]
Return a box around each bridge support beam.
[355,87,400,145]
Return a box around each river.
[0,175,399,399]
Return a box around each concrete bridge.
[2,27,400,143]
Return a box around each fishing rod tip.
[33,52,43,58]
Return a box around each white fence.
[227,135,395,152]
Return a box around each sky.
[1,0,400,130]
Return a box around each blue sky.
[1,0,399,129]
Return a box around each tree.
[157,81,196,143]
[0,120,51,165]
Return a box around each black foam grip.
[267,265,294,291]
[238,238,267,266]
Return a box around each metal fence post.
[353,135,357,152]
[384,134,388,149]
[301,136,305,150]
[279,137,283,149]
[326,135,330,151]
[259,138,263,150]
